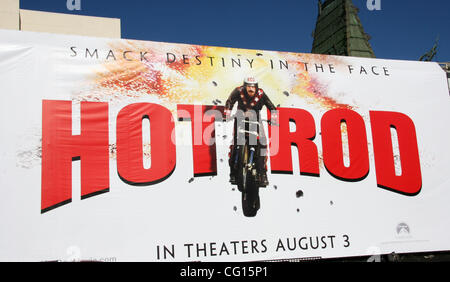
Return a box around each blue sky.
[20,0,450,62]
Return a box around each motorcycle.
[226,113,277,217]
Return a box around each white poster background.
[0,29,449,262]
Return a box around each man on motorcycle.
[224,76,277,187]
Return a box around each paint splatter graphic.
[70,42,356,165]
[69,41,355,113]
[18,40,358,168]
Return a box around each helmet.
[243,76,258,89]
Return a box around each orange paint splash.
[84,41,354,111]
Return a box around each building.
[0,0,121,38]
[311,0,449,91]
[311,0,375,58]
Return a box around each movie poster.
[0,29,449,262]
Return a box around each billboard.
[0,29,449,262]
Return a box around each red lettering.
[269,108,319,176]
[370,111,422,195]
[321,109,369,181]
[41,100,109,213]
[177,104,224,176]
[116,103,176,185]
[41,100,423,214]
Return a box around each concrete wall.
[20,9,121,38]
[0,0,20,30]
[0,0,120,38]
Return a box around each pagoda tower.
[311,0,375,58]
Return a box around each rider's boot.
[229,145,238,185]
[229,162,237,185]
[260,171,269,187]
[230,172,237,185]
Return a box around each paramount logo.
[396,223,411,236]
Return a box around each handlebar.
[222,115,279,126]
[238,129,259,136]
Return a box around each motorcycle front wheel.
[239,143,260,217]
[242,184,260,217]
